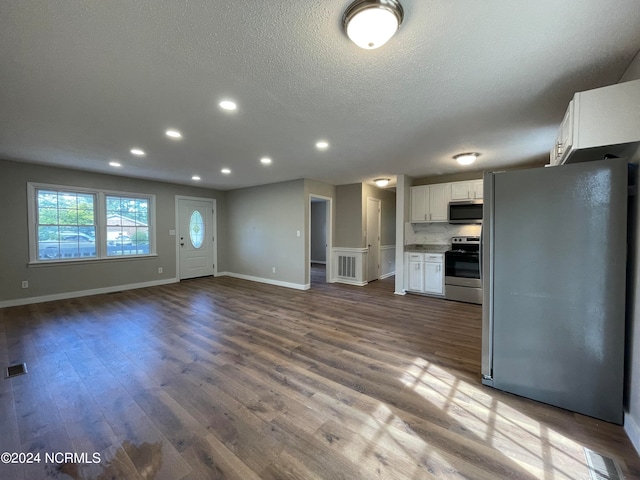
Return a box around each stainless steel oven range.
[445,236,482,304]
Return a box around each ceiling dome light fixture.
[343,0,404,50]
[454,152,480,166]
[374,178,390,187]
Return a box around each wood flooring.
[1,267,639,479]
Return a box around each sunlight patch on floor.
[399,357,591,480]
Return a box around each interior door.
[366,197,381,282]
[178,198,214,280]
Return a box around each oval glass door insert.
[189,210,204,248]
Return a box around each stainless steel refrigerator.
[481,157,629,424]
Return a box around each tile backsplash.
[405,222,481,245]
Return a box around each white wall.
[225,179,306,289]
[395,174,412,294]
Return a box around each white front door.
[366,197,381,282]
[177,198,214,280]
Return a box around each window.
[28,183,155,263]
[106,195,150,256]
[36,190,97,260]
[189,210,204,249]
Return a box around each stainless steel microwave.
[448,200,483,224]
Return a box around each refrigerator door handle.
[481,172,494,384]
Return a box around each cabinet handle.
[557,142,563,156]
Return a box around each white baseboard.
[334,278,368,287]
[625,412,640,456]
[379,271,395,280]
[0,278,179,308]
[394,290,406,295]
[220,272,309,290]
[310,260,327,265]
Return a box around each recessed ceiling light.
[221,168,231,175]
[260,157,272,165]
[316,141,329,150]
[130,148,145,156]
[166,129,182,139]
[192,175,201,181]
[374,178,390,187]
[453,152,480,166]
[219,100,237,111]
[109,161,122,168]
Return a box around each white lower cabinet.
[404,253,444,296]
[407,254,424,291]
[424,258,444,295]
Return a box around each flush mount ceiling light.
[343,0,404,50]
[130,148,145,156]
[454,152,480,166]
[316,140,329,150]
[374,178,390,187]
[109,161,122,168]
[260,157,272,165]
[221,168,231,175]
[192,175,201,181]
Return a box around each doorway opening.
[366,197,381,282]
[309,195,332,287]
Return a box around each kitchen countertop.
[405,244,449,253]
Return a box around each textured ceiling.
[1,1,639,190]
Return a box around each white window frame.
[27,182,157,264]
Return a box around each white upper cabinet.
[472,180,483,199]
[410,186,429,222]
[449,180,483,200]
[450,182,471,200]
[410,184,449,222]
[429,183,449,221]
[551,79,640,165]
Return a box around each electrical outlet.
[296,230,300,237]
[158,267,163,274]
[272,267,276,273]
[21,280,28,289]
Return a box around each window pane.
[189,211,204,249]
[38,190,58,207]
[36,189,96,261]
[38,208,59,225]
[106,195,150,257]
